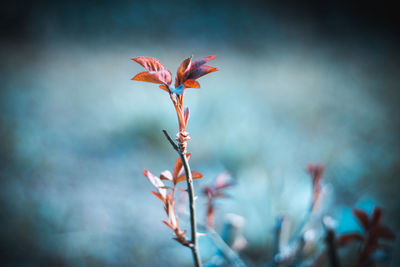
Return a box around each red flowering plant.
[132,55,217,267]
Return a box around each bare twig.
[163,129,201,266]
[206,226,246,267]
[180,152,202,267]
[162,130,179,152]
[178,211,246,267]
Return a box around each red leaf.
[352,208,370,231]
[160,170,173,181]
[204,186,214,198]
[371,206,382,226]
[172,153,192,181]
[184,107,190,127]
[206,203,215,227]
[190,55,216,71]
[183,79,200,88]
[159,84,169,92]
[132,70,172,85]
[132,57,166,72]
[337,233,365,246]
[175,56,192,87]
[214,172,230,190]
[172,158,183,180]
[152,191,166,202]
[176,171,203,183]
[187,65,218,80]
[214,192,230,198]
[307,163,324,185]
[143,169,167,199]
[375,225,395,240]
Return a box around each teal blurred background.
[1,0,399,266]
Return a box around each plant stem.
[271,216,283,267]
[207,226,246,267]
[162,130,202,267]
[325,229,340,267]
[180,152,202,267]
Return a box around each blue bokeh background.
[1,1,399,266]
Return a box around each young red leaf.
[371,206,382,226]
[132,57,166,72]
[166,199,178,229]
[190,55,216,71]
[143,169,167,199]
[337,233,365,246]
[214,192,230,198]
[184,107,190,127]
[159,84,169,92]
[187,65,218,80]
[352,209,369,231]
[175,56,192,87]
[206,203,215,228]
[183,79,200,88]
[375,225,396,240]
[214,172,230,190]
[132,69,172,85]
[160,170,173,181]
[172,158,184,180]
[172,153,192,181]
[176,171,203,183]
[152,191,166,202]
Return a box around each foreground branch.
[163,130,202,267]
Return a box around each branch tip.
[162,130,179,152]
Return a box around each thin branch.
[180,213,246,267]
[162,130,179,152]
[180,152,202,267]
[206,226,246,267]
[325,229,340,267]
[163,129,201,266]
[271,216,283,267]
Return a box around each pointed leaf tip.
[183,79,200,88]
[160,170,173,181]
[190,55,216,70]
[132,56,166,72]
[143,169,167,199]
[176,171,203,183]
[376,225,395,240]
[187,65,218,80]
[132,69,172,85]
[352,208,369,231]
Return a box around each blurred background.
[1,0,399,266]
